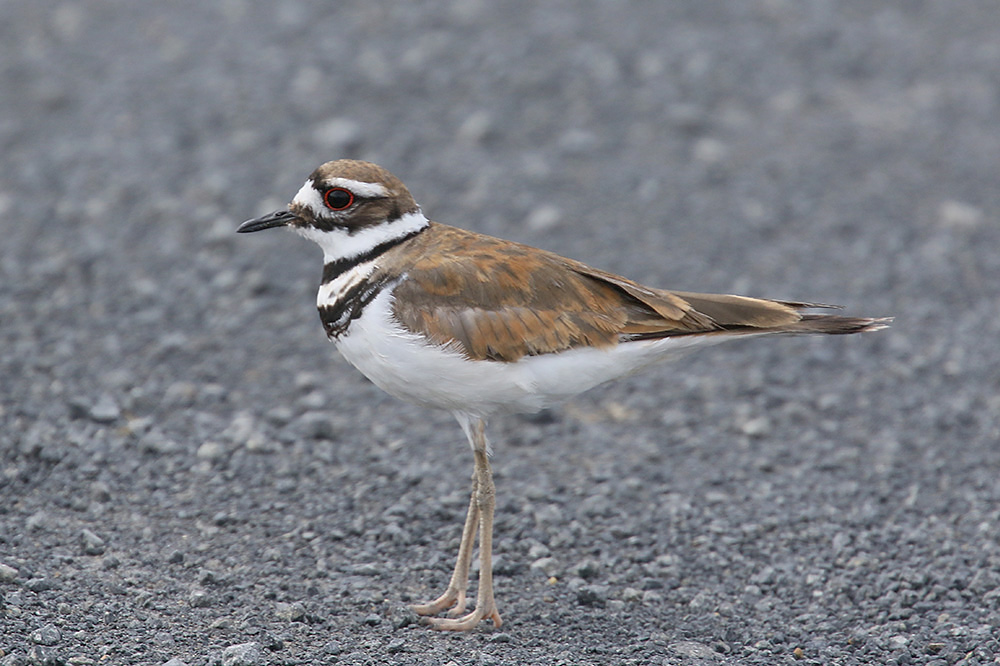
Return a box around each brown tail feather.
[653,290,891,338]
[783,314,893,335]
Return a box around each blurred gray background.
[2,2,998,665]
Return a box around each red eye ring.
[323,187,354,211]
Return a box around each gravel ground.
[2,2,999,665]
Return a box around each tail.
[668,291,892,337]
[784,313,892,335]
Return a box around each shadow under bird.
[237,159,890,631]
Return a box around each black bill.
[237,209,297,233]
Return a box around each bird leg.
[410,474,479,617]
[415,416,503,631]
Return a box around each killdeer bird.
[238,159,889,631]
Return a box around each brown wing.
[386,224,713,361]
[389,223,886,362]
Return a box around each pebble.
[738,415,771,437]
[31,624,61,645]
[196,441,227,461]
[80,528,106,555]
[274,601,306,621]
[26,512,50,531]
[295,411,338,440]
[576,585,607,607]
[28,646,60,666]
[221,643,261,666]
[89,481,111,502]
[25,578,57,592]
[530,557,559,577]
[0,562,18,581]
[188,590,212,607]
[671,641,716,659]
[89,394,121,423]
[160,659,188,666]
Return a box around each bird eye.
[323,187,354,210]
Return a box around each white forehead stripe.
[292,180,324,211]
[324,177,389,198]
[292,178,390,203]
[290,178,392,217]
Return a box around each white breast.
[332,288,727,419]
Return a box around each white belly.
[333,289,726,418]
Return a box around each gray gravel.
[2,2,999,665]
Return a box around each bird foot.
[410,588,468,618]
[420,604,502,631]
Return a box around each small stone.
[196,441,226,460]
[349,562,380,576]
[209,617,234,631]
[164,381,198,406]
[456,110,493,144]
[622,587,643,602]
[295,412,338,440]
[199,569,224,586]
[530,557,558,577]
[161,659,188,666]
[26,511,50,531]
[221,642,261,666]
[938,200,982,229]
[0,562,18,581]
[576,585,607,607]
[739,415,771,437]
[90,481,112,502]
[80,529,106,555]
[386,638,406,654]
[25,578,57,592]
[570,559,600,580]
[688,590,714,612]
[671,641,715,658]
[31,624,61,645]
[188,590,212,607]
[274,601,305,621]
[67,397,91,420]
[642,590,664,604]
[89,394,121,424]
[362,613,381,626]
[28,646,60,666]
[692,137,730,165]
[793,647,805,659]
